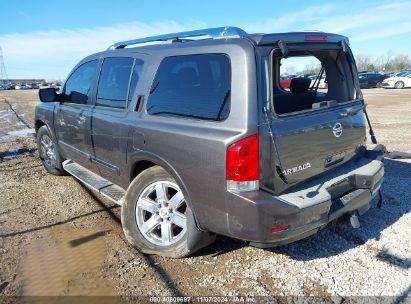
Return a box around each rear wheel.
[121,166,213,258]
[394,81,404,89]
[36,125,65,175]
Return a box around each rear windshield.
[271,47,357,115]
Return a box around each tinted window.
[147,54,231,121]
[128,59,144,102]
[97,57,134,108]
[64,60,98,104]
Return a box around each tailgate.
[267,102,366,192]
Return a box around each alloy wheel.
[136,181,187,246]
[40,134,56,168]
[395,81,404,89]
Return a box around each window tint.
[64,60,98,104]
[147,54,231,121]
[97,57,134,108]
[128,59,144,102]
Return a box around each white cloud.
[352,21,411,42]
[242,4,336,33]
[311,1,411,35]
[1,1,410,79]
[0,20,206,79]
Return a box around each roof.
[106,26,350,51]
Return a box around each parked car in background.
[359,73,388,88]
[31,83,40,89]
[280,76,293,88]
[381,71,411,89]
[5,83,14,90]
[309,76,328,89]
[15,83,30,90]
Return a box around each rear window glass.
[146,54,231,121]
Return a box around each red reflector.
[226,134,259,182]
[271,226,289,233]
[304,35,328,41]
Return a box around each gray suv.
[35,27,384,258]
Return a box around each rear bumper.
[224,150,384,246]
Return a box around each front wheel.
[394,81,404,89]
[121,166,214,258]
[376,82,382,88]
[36,125,65,175]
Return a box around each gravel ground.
[0,89,410,301]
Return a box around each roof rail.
[107,26,247,50]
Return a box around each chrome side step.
[63,160,125,205]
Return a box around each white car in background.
[381,71,411,89]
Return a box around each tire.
[376,82,382,88]
[121,166,214,258]
[394,81,404,89]
[36,125,65,175]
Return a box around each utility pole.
[0,46,8,84]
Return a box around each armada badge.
[333,122,343,138]
[282,162,311,176]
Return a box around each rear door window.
[146,54,231,121]
[97,57,134,109]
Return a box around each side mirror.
[39,88,57,102]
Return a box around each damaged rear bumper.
[224,150,384,246]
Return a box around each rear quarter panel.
[125,40,258,235]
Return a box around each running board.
[63,160,125,205]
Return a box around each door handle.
[339,105,364,118]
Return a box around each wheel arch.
[35,119,45,132]
[126,151,203,229]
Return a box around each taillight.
[304,35,328,41]
[226,134,259,192]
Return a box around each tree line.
[354,53,411,72]
[300,52,411,75]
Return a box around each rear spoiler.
[249,32,350,46]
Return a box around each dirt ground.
[0,89,410,301]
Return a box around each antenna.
[0,46,8,84]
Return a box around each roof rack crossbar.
[107,26,247,50]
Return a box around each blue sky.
[0,0,410,80]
